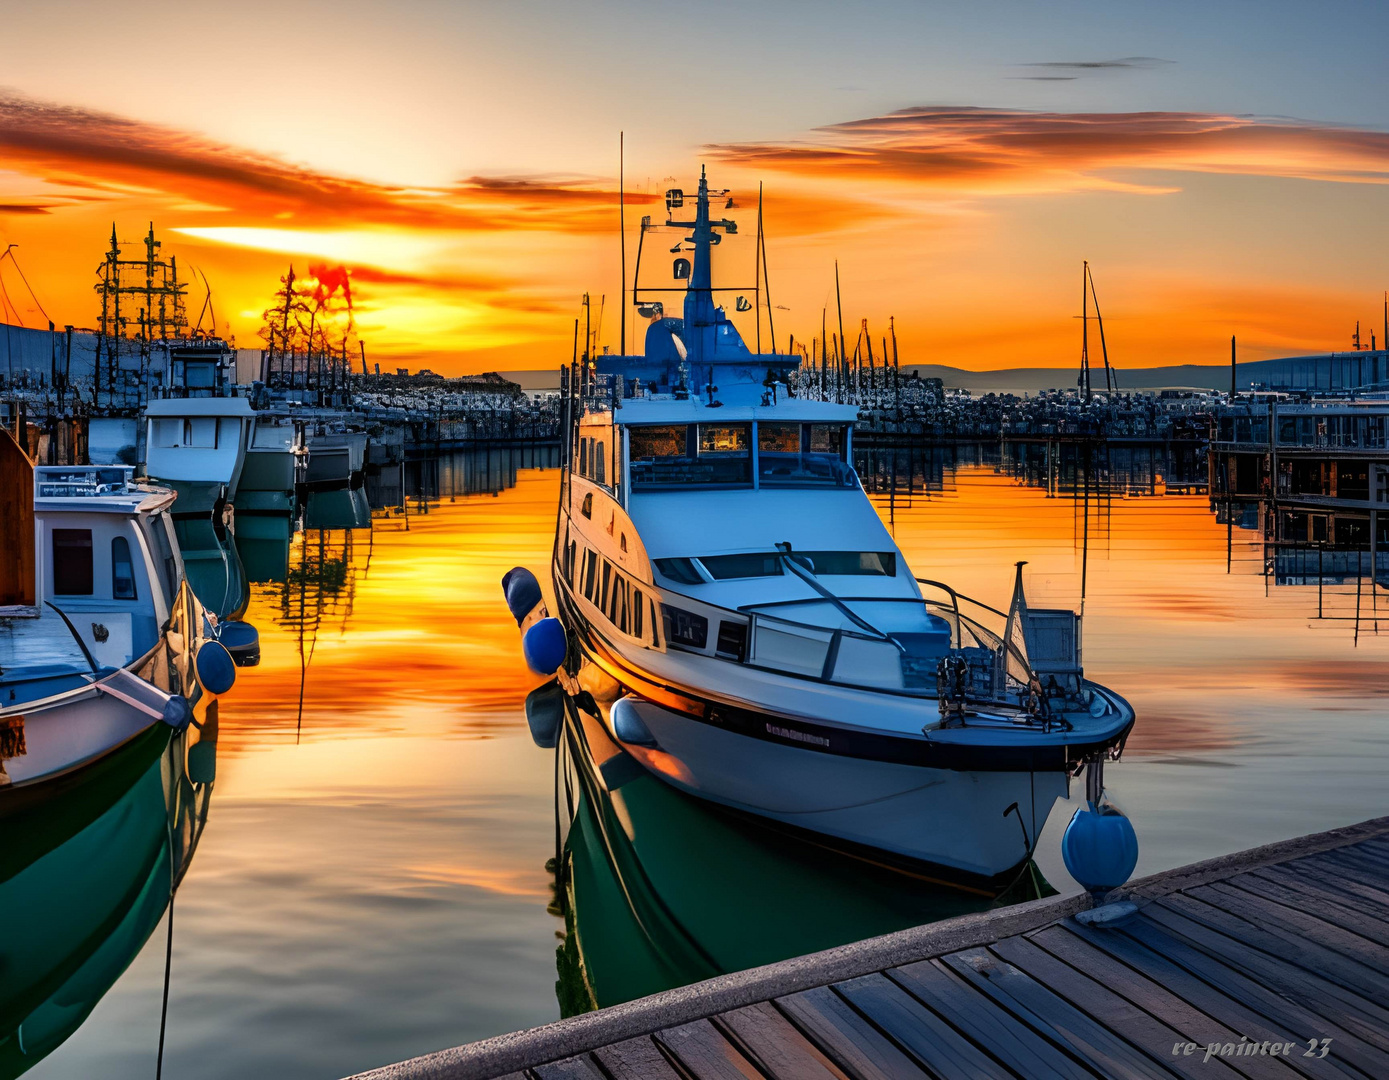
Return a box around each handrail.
[915,578,1038,687]
[915,578,1009,621]
[657,577,1044,699]
[775,545,899,647]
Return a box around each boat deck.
[0,606,91,679]
[350,815,1389,1080]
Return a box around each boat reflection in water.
[0,706,215,1078]
[546,680,1051,1015]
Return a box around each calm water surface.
[24,455,1389,1079]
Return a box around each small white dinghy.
[1,439,235,790]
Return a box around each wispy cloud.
[1020,56,1175,74]
[707,106,1389,196]
[0,92,651,233]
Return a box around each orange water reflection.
[218,473,558,752]
[874,469,1389,758]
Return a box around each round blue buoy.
[525,681,566,748]
[502,567,543,626]
[160,694,194,731]
[188,739,217,784]
[218,620,261,667]
[521,617,567,676]
[195,640,237,695]
[1062,803,1139,896]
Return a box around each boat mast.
[760,183,775,354]
[1086,262,1115,393]
[755,186,762,355]
[619,132,626,358]
[1080,259,1091,402]
[835,261,846,403]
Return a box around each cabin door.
[0,430,36,609]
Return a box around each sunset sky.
[2,0,1389,374]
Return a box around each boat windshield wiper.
[45,600,100,674]
[773,543,901,649]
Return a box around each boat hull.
[600,690,1066,887]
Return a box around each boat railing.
[655,579,1039,702]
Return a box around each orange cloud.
[0,92,653,233]
[707,107,1389,196]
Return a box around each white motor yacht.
[547,170,1134,893]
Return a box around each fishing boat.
[0,439,230,790]
[142,396,301,635]
[144,394,303,506]
[305,423,367,489]
[541,169,1135,893]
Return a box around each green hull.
[0,723,213,1078]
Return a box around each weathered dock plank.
[714,1003,848,1080]
[776,984,934,1079]
[833,972,1011,1079]
[346,816,1389,1080]
[589,1038,681,1080]
[1037,925,1346,1080]
[888,960,1094,1079]
[654,1018,762,1079]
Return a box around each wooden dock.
[350,816,1389,1080]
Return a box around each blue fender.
[195,640,237,696]
[524,682,566,748]
[521,618,567,676]
[218,620,261,667]
[502,567,543,626]
[1062,803,1139,896]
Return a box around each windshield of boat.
[627,422,854,491]
[756,422,855,488]
[656,550,896,583]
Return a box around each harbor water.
[19,448,1389,1080]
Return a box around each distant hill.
[499,358,1371,397]
[905,362,1245,395]
[498,369,562,391]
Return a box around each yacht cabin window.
[658,550,896,581]
[52,529,94,595]
[111,536,138,599]
[758,423,854,488]
[629,423,752,490]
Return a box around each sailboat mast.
[835,261,846,401]
[619,133,626,357]
[755,185,762,355]
[760,183,775,354]
[1080,259,1090,401]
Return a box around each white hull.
[610,695,1067,885]
[4,692,155,785]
